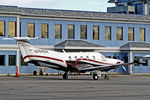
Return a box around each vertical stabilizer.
[3,37,39,62]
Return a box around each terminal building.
[1,0,150,75]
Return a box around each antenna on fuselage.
[62,49,66,53]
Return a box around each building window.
[80,25,87,39]
[105,26,111,40]
[55,24,62,39]
[0,55,5,66]
[9,22,16,37]
[134,56,148,66]
[143,59,148,66]
[21,56,27,66]
[68,24,75,39]
[139,28,145,41]
[0,21,5,36]
[41,24,48,38]
[9,55,16,66]
[28,23,35,38]
[128,27,134,41]
[93,26,99,40]
[117,27,123,40]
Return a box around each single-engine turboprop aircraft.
[4,37,138,80]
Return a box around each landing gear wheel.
[93,73,99,80]
[104,75,109,80]
[63,73,68,79]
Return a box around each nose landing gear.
[93,71,109,80]
[63,72,68,79]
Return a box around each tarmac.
[0,75,150,100]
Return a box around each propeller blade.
[122,66,127,72]
[114,69,117,72]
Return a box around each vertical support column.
[144,3,148,15]
[128,51,133,74]
[16,16,20,76]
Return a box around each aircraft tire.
[93,73,99,80]
[104,75,109,80]
[63,73,68,79]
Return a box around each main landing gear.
[93,71,109,80]
[63,72,68,79]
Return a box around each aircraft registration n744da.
[3,37,138,80]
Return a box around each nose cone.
[116,60,124,64]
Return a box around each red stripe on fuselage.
[82,58,114,65]
[67,58,114,67]
[23,55,64,62]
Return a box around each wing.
[78,62,134,72]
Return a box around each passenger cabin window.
[69,56,71,60]
[86,56,89,59]
[75,56,77,60]
[93,56,96,60]
[80,56,83,59]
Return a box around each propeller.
[113,53,128,72]
[122,65,127,72]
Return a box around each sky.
[0,0,114,12]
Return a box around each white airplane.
[3,37,138,80]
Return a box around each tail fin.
[3,37,39,62]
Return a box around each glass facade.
[139,28,145,41]
[80,25,87,39]
[117,27,123,40]
[105,26,111,40]
[9,55,16,66]
[93,26,99,40]
[0,21,5,36]
[9,22,16,37]
[68,24,75,39]
[41,24,48,38]
[55,24,62,39]
[28,23,35,38]
[128,27,134,41]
